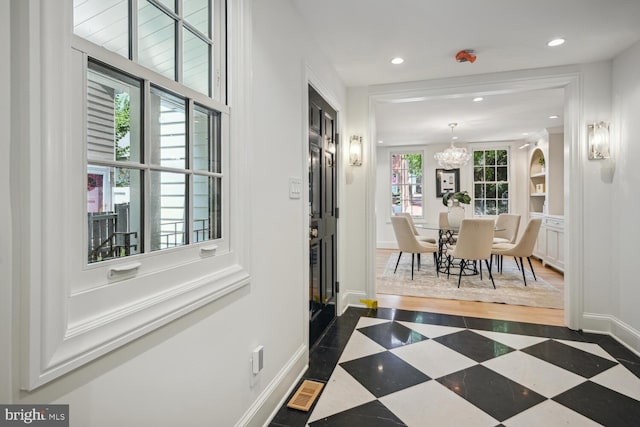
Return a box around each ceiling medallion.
[434,123,471,169]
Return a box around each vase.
[448,200,465,228]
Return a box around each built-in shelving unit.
[529,148,546,213]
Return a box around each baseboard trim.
[235,344,308,427]
[582,313,640,357]
[340,290,368,313]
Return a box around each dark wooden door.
[308,86,338,346]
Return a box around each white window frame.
[390,150,424,218]
[472,147,511,216]
[18,0,251,390]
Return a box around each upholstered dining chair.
[390,215,439,280]
[491,217,543,286]
[395,212,437,244]
[445,219,496,288]
[493,213,521,244]
[492,213,521,272]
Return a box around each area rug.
[377,253,563,309]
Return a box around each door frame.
[302,65,344,349]
[366,70,584,330]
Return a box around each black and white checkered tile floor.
[270,307,640,427]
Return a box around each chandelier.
[434,122,471,169]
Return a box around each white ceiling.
[294,0,640,146]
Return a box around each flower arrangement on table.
[442,190,471,207]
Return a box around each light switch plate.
[289,177,302,199]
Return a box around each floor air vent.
[287,380,324,411]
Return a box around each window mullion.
[187,98,194,244]
[130,0,139,62]
[143,79,152,254]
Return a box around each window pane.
[486,200,497,215]
[138,0,176,80]
[498,200,509,214]
[87,166,142,263]
[486,184,497,199]
[74,0,129,58]
[474,167,484,181]
[497,166,508,182]
[87,62,142,163]
[496,150,508,165]
[485,150,496,165]
[156,0,176,12]
[474,183,485,199]
[474,200,485,216]
[485,167,496,181]
[150,171,186,251]
[184,0,210,36]
[473,151,485,166]
[193,106,221,172]
[149,87,186,168]
[497,183,509,199]
[183,29,210,96]
[193,175,221,242]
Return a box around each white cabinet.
[531,214,564,272]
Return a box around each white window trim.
[17,0,252,390]
[471,146,511,217]
[389,149,425,219]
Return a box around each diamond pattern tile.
[269,308,640,427]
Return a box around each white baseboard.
[582,313,640,357]
[235,344,308,427]
[340,290,368,313]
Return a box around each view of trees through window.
[391,153,423,216]
[473,149,509,215]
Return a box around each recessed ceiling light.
[378,140,384,144]
[549,115,559,119]
[473,97,484,102]
[522,132,529,136]
[547,38,565,47]
[391,57,404,65]
[452,136,459,140]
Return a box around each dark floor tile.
[339,351,430,398]
[553,380,640,426]
[373,307,467,327]
[307,345,344,382]
[521,339,618,378]
[581,332,640,379]
[462,317,582,341]
[269,378,318,427]
[357,321,428,350]
[309,400,406,426]
[434,329,515,362]
[437,365,546,422]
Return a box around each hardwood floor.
[375,248,566,326]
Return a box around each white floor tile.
[338,330,387,363]
[307,366,376,423]
[591,364,640,401]
[355,317,391,328]
[471,329,548,349]
[555,339,618,361]
[380,381,498,427]
[390,339,476,379]
[503,399,601,427]
[483,351,586,398]
[397,321,464,338]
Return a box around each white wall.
[609,39,640,344]
[0,0,12,405]
[3,0,346,425]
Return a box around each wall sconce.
[349,135,363,166]
[587,121,610,160]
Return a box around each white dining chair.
[446,219,496,288]
[491,217,542,286]
[390,216,439,280]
